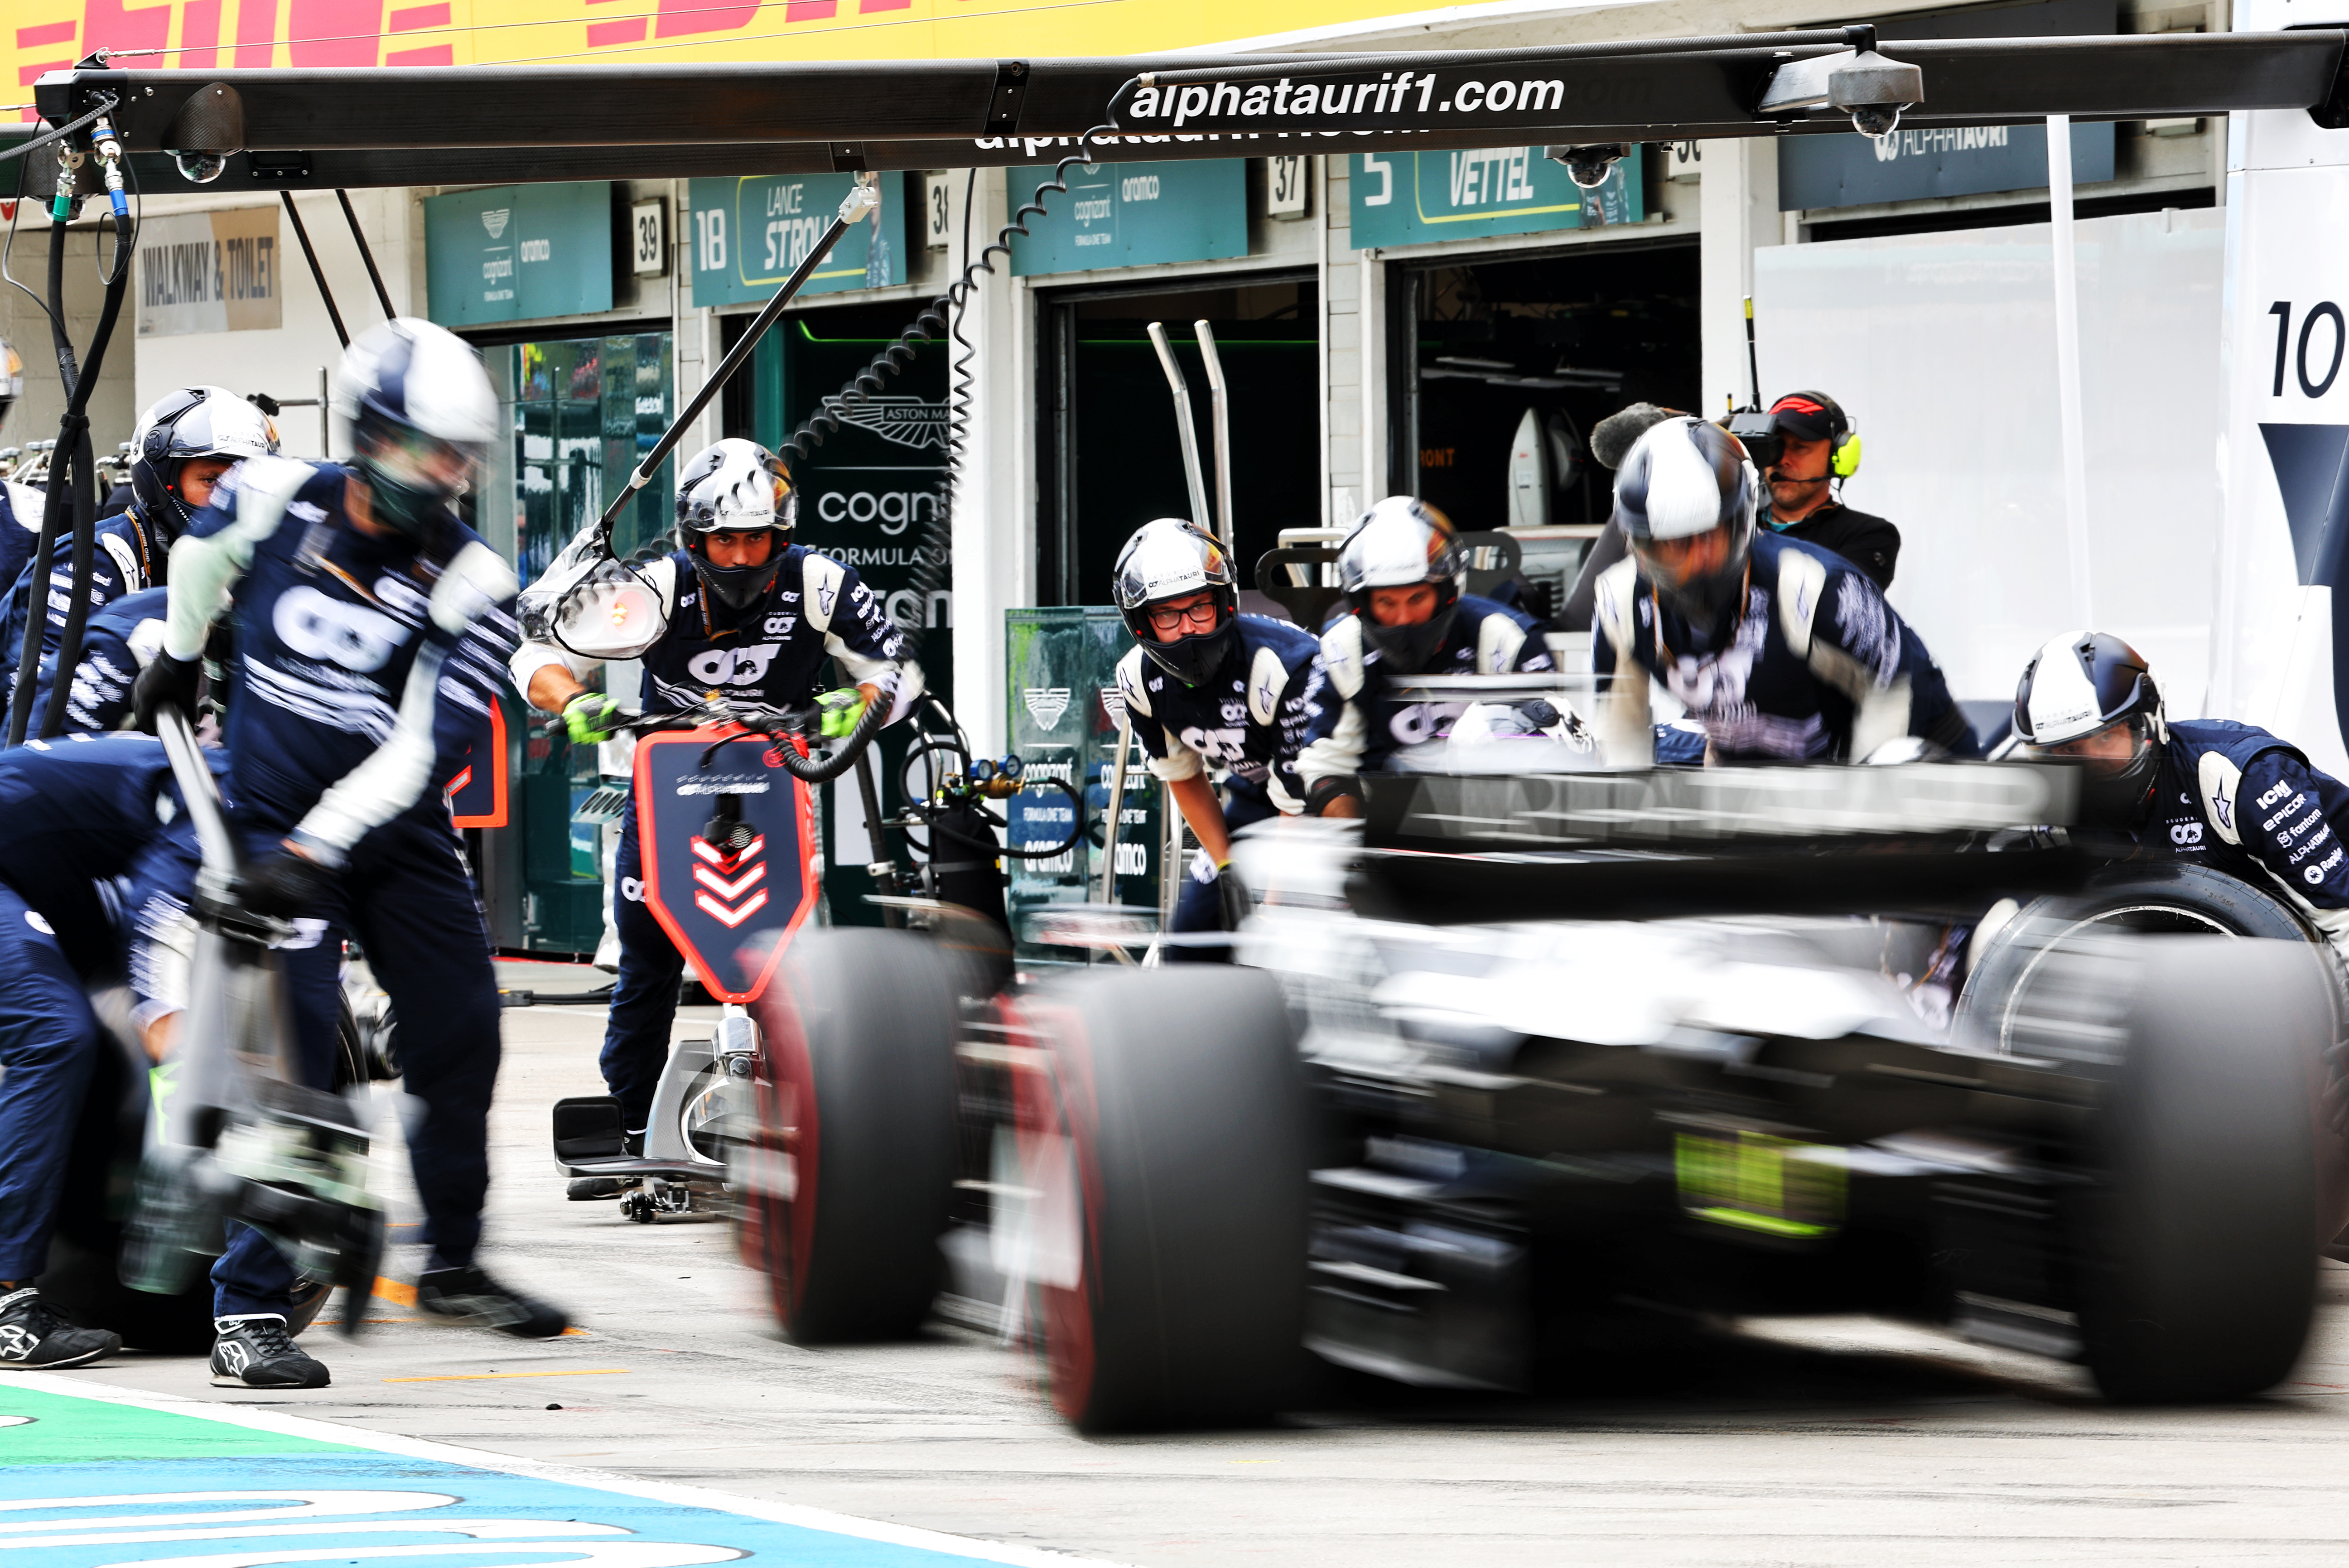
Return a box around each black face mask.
[356,455,455,543]
[2074,743,2163,830]
[1140,619,1237,686]
[691,550,784,613]
[1361,601,1461,673]
[1636,523,1753,635]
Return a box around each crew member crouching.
[2012,631,2349,955]
[1300,496,1563,811]
[1110,518,1336,958]
[1591,416,1970,765]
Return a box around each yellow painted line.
[372,1277,417,1306]
[381,1369,631,1384]
[312,1318,420,1326]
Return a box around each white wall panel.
[1754,207,2224,716]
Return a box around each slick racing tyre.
[2076,936,2328,1402]
[743,928,959,1343]
[1014,966,1309,1433]
[1958,861,2340,1058]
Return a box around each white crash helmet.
[675,438,796,612]
[1338,496,1465,671]
[2011,630,2167,824]
[130,386,280,540]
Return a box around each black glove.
[1216,860,1251,932]
[241,847,336,920]
[132,652,202,735]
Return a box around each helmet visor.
[1627,524,1735,592]
[366,423,478,502]
[2018,714,2155,777]
[1142,592,1224,638]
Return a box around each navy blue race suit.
[0,480,42,627]
[1112,613,1337,943]
[162,455,520,1321]
[510,544,921,1133]
[0,504,168,685]
[23,587,165,735]
[1589,532,1969,763]
[2133,719,2349,952]
[1301,594,1558,779]
[0,735,205,1286]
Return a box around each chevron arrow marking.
[695,888,771,929]
[694,862,767,901]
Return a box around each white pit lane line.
[0,1371,1127,1568]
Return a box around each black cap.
[1768,392,1845,444]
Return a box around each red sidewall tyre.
[743,927,959,1344]
[1018,966,1309,1433]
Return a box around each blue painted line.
[0,1374,1115,1568]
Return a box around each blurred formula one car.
[1002,722,2349,1431]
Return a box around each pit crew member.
[1750,392,1899,590]
[0,734,208,1370]
[513,438,922,1160]
[2011,631,2349,955]
[4,386,275,684]
[1111,518,1336,952]
[0,339,37,599]
[24,587,165,735]
[1300,496,1560,804]
[1590,416,1969,766]
[131,317,566,1389]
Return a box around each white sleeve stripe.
[290,640,449,865]
[163,455,313,661]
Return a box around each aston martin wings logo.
[824,396,950,451]
[482,208,511,239]
[1023,686,1071,729]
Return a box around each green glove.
[816,687,870,740]
[564,690,624,745]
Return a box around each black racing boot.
[416,1265,569,1339]
[567,1178,622,1200]
[0,1286,121,1370]
[210,1315,330,1388]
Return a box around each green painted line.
[0,1386,361,1466]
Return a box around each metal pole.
[2047,114,2094,629]
[318,366,330,456]
[595,173,878,545]
[1145,321,1212,531]
[1194,320,1235,556]
[281,192,348,350]
[334,188,398,321]
[1097,712,1131,903]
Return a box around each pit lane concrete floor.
[57,959,2349,1567]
